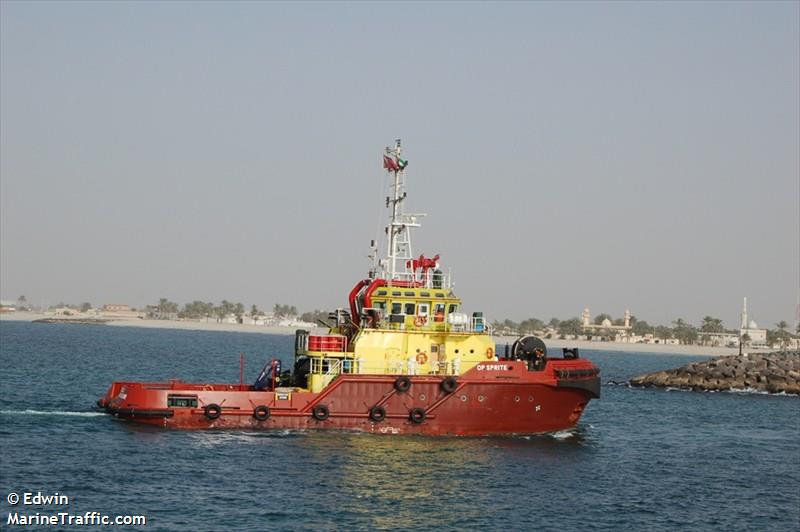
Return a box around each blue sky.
[1,1,798,328]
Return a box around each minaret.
[582,308,591,327]
[624,309,631,328]
[741,297,748,330]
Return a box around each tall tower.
[624,309,631,329]
[582,308,591,327]
[741,297,748,330]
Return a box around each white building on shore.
[740,297,767,347]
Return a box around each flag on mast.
[383,155,399,171]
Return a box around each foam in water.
[0,409,106,417]
[550,429,577,440]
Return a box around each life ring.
[486,347,494,360]
[416,352,428,365]
[253,405,270,421]
[202,384,213,391]
[441,377,458,394]
[312,404,330,421]
[369,405,386,422]
[414,315,427,327]
[394,376,411,393]
[409,407,426,424]
[203,403,221,420]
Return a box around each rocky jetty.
[33,318,110,325]
[629,351,800,395]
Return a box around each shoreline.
[2,312,753,357]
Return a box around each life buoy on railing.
[253,405,270,421]
[414,315,427,327]
[416,352,428,365]
[486,347,494,360]
[204,403,222,420]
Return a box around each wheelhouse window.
[391,302,402,315]
[404,303,416,315]
[167,395,198,408]
[448,304,458,314]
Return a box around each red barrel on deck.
[307,335,346,352]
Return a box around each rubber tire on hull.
[204,403,222,420]
[312,404,330,421]
[409,407,426,424]
[441,377,458,394]
[369,406,386,422]
[394,376,411,393]
[253,405,270,421]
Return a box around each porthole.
[419,394,427,401]
[460,395,467,402]
[528,396,534,402]
[455,349,459,354]
[478,395,485,402]
[514,396,520,402]
[470,349,474,354]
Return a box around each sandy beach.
[2,311,753,357]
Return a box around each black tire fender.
[409,407,426,424]
[369,405,386,422]
[394,376,411,393]
[253,405,270,421]
[441,377,458,394]
[312,404,330,421]
[204,403,222,420]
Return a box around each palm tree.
[700,316,724,333]
[776,321,790,348]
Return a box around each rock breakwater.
[629,351,800,395]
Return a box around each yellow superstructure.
[300,286,495,392]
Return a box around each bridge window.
[404,303,416,315]
[448,304,458,314]
[391,303,402,315]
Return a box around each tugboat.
[98,140,600,436]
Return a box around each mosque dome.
[601,318,612,327]
[748,320,758,329]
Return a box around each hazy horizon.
[1,2,798,330]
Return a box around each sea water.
[1,321,797,531]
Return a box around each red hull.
[98,360,599,436]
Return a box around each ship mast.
[382,139,424,283]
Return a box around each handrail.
[383,270,452,289]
